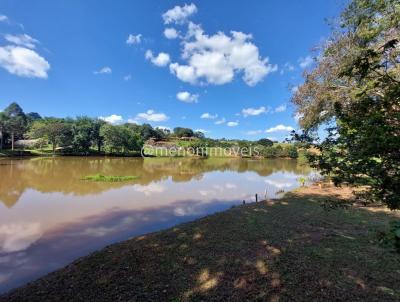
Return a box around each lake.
[0,157,314,293]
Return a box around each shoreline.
[1,183,399,301]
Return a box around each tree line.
[0,102,295,157]
[0,102,207,154]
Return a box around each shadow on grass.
[1,189,399,301]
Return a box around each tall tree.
[292,0,400,209]
[4,103,27,150]
[29,119,72,154]
[0,112,8,150]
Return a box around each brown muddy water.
[0,157,315,293]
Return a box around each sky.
[0,0,345,140]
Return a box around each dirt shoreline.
[1,183,399,301]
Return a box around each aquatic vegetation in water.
[81,174,139,182]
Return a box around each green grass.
[2,183,399,301]
[81,174,139,182]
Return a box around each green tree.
[0,112,8,150]
[29,118,72,154]
[92,119,106,152]
[291,0,400,209]
[258,138,274,147]
[173,127,194,137]
[3,102,27,150]
[100,124,143,153]
[71,117,96,153]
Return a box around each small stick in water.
[255,193,258,202]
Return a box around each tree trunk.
[11,132,14,151]
[52,142,56,155]
[0,129,3,150]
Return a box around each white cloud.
[0,15,8,22]
[200,112,217,119]
[298,56,313,68]
[0,45,50,78]
[195,128,208,133]
[169,23,277,86]
[264,179,293,189]
[241,106,267,117]
[136,110,169,122]
[280,62,294,74]
[135,183,165,196]
[274,104,287,113]
[176,91,198,103]
[4,34,39,49]
[215,117,226,125]
[99,114,123,124]
[124,74,132,81]
[227,121,239,127]
[169,62,197,84]
[94,66,112,74]
[265,124,294,133]
[245,130,263,135]
[291,85,299,93]
[164,28,179,39]
[126,34,142,45]
[162,3,197,24]
[0,223,42,253]
[145,50,170,67]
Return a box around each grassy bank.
[1,184,399,301]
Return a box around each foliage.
[100,124,143,153]
[257,138,274,147]
[3,102,27,150]
[29,118,73,153]
[173,127,194,138]
[291,0,400,209]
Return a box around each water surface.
[0,157,313,293]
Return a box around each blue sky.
[0,0,344,140]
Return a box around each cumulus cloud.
[99,114,123,124]
[241,106,267,117]
[162,3,197,24]
[124,74,132,81]
[168,24,277,86]
[0,45,50,78]
[164,28,179,39]
[4,34,39,49]
[94,66,112,74]
[298,56,313,68]
[200,112,217,119]
[176,91,199,103]
[136,110,169,122]
[145,50,170,67]
[215,117,226,125]
[126,34,142,45]
[227,121,239,127]
[265,124,294,133]
[0,15,8,22]
[274,104,287,112]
